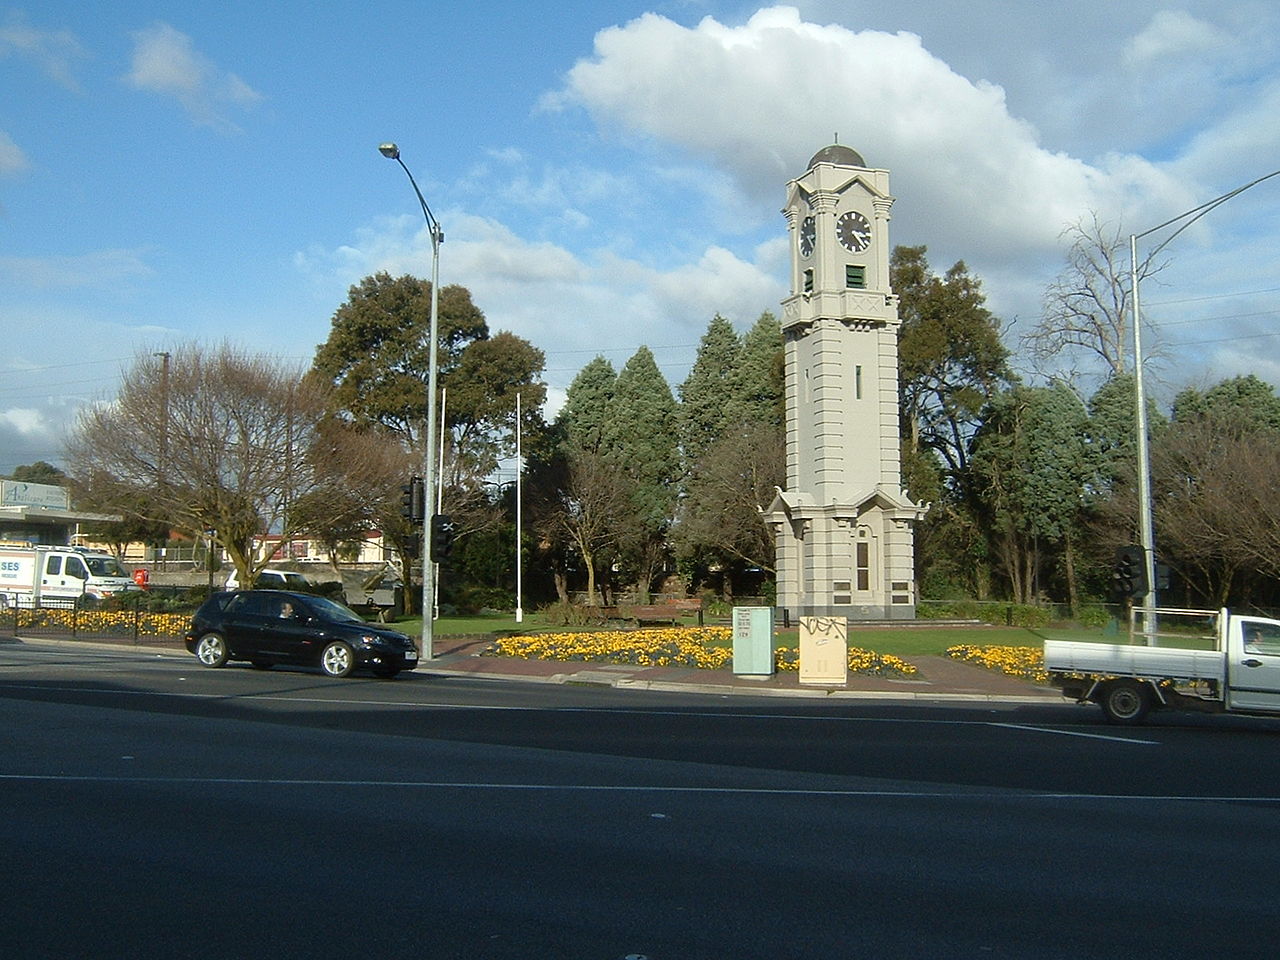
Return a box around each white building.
[766,144,926,620]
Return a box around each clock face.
[836,210,872,252]
[798,216,816,257]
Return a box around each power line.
[1144,285,1280,307]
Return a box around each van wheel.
[1099,679,1151,725]
[320,641,355,678]
[196,633,229,668]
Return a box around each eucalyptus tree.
[311,272,488,447]
[310,273,547,607]
[966,383,1093,605]
[892,245,1015,491]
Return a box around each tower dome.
[807,143,866,169]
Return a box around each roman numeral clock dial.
[836,210,872,252]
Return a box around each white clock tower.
[766,144,925,620]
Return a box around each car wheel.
[196,633,229,668]
[1099,679,1151,725]
[320,641,355,678]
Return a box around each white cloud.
[0,407,46,436]
[0,249,152,288]
[1124,10,1232,66]
[0,130,27,176]
[546,5,1196,269]
[124,23,262,131]
[0,12,86,91]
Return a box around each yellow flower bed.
[12,607,189,639]
[946,643,1048,684]
[486,626,918,677]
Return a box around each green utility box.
[732,606,775,677]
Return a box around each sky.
[3,0,1279,475]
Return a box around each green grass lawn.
[388,612,1124,657]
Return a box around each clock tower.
[766,144,925,620]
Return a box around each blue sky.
[3,0,1279,473]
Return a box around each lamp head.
[378,143,400,160]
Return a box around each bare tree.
[1026,212,1164,381]
[549,449,631,605]
[1150,416,1280,605]
[674,421,784,584]
[66,343,332,586]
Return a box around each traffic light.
[430,513,455,561]
[1113,545,1149,599]
[399,477,425,524]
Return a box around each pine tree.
[726,311,783,429]
[557,356,616,454]
[679,314,741,468]
[603,347,680,597]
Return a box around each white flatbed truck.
[1045,607,1280,724]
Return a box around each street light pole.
[1129,166,1280,611]
[515,391,524,624]
[379,142,443,661]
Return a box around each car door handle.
[1242,659,1264,668]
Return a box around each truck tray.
[1043,639,1225,683]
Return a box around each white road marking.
[990,722,1159,745]
[0,772,1275,803]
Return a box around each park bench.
[595,598,704,627]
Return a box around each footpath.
[424,636,1061,703]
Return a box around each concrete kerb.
[415,657,1065,704]
[10,633,1066,705]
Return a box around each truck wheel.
[1099,679,1151,725]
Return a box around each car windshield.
[307,595,367,624]
[84,556,128,577]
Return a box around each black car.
[184,590,418,678]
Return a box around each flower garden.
[945,643,1048,684]
[485,625,920,677]
[3,605,190,640]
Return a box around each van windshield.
[84,556,128,578]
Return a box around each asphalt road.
[4,639,1280,959]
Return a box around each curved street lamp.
[379,142,444,660]
[1130,167,1280,611]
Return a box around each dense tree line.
[59,237,1280,615]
